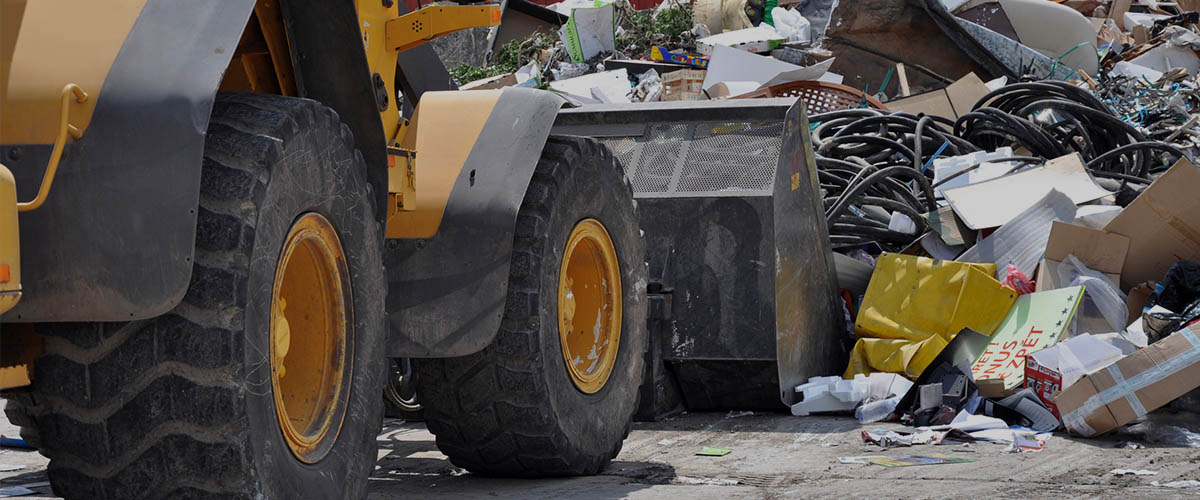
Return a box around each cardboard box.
[888,73,991,120]
[1025,334,1125,419]
[1126,282,1156,325]
[649,46,710,69]
[1055,326,1200,437]
[1036,221,1131,334]
[1037,220,1129,291]
[662,69,707,101]
[1104,158,1200,290]
[1026,354,1064,418]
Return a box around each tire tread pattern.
[414,137,640,477]
[2,94,367,500]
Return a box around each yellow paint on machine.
[356,0,402,146]
[1,0,149,145]
[0,162,21,314]
[385,90,501,239]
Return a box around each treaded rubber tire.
[1,93,386,500]
[414,136,647,477]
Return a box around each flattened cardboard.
[924,205,976,247]
[889,90,958,121]
[1103,158,1200,290]
[957,189,1077,279]
[889,73,990,120]
[1056,327,1200,437]
[1043,221,1129,275]
[944,153,1110,230]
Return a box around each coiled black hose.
[805,80,1188,252]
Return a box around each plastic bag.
[856,396,900,424]
[1147,424,1200,448]
[550,61,590,81]
[1002,264,1035,295]
[770,7,810,43]
[693,0,753,34]
[1153,260,1200,313]
[1058,253,1128,333]
[632,69,663,103]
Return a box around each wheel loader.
[0,1,845,498]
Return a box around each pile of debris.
[791,0,1200,449]
[791,1,1200,452]
[451,0,844,102]
[450,0,1200,453]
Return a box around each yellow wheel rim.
[269,212,353,463]
[558,218,622,394]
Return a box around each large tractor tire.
[2,94,387,499]
[414,136,647,476]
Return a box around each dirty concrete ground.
[2,411,1198,499]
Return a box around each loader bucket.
[554,99,847,415]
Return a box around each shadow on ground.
[368,419,678,500]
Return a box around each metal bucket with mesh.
[553,100,847,415]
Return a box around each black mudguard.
[384,88,566,357]
[3,0,256,321]
[3,0,388,322]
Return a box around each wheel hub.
[269,212,354,463]
[557,218,622,394]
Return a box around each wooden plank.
[896,63,911,97]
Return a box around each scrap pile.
[452,0,846,102]
[452,0,1200,452]
[811,78,1187,251]
[794,0,1200,455]
[800,152,1200,448]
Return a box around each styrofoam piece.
[791,375,870,416]
[866,372,914,400]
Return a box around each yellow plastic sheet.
[844,336,948,380]
[844,253,1018,379]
